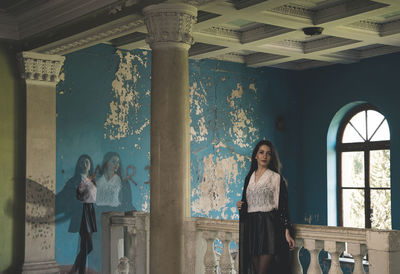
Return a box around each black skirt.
[244,210,283,256]
[80,203,97,234]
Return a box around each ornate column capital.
[143,3,197,49]
[18,51,65,85]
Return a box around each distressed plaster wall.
[55,44,299,271]
[0,43,25,273]
[55,45,151,270]
[294,52,400,229]
[189,60,300,220]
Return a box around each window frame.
[336,104,390,228]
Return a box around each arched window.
[337,104,391,229]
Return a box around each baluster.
[232,234,239,274]
[347,243,367,274]
[219,232,232,274]
[124,226,136,274]
[304,239,324,274]
[292,239,304,274]
[324,241,345,274]
[203,231,217,274]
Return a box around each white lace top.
[78,175,97,203]
[246,169,281,213]
[96,174,122,207]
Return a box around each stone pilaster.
[18,51,65,274]
[143,4,197,274]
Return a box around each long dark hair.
[98,151,122,179]
[245,140,282,180]
[74,154,94,177]
[74,154,96,186]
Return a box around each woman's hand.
[236,201,244,210]
[285,229,295,251]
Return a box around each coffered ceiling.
[1,0,399,70]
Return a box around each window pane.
[342,123,364,143]
[342,152,364,187]
[349,111,366,140]
[370,150,390,188]
[343,189,365,228]
[367,110,385,140]
[371,189,391,230]
[370,119,390,141]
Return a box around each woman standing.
[70,155,97,274]
[237,140,295,274]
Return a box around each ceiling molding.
[1,0,399,70]
[34,15,144,55]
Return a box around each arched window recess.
[337,104,391,229]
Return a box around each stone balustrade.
[102,212,400,274]
[101,211,149,274]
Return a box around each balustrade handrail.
[293,224,367,244]
[192,217,239,233]
[102,212,400,274]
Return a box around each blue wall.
[55,44,299,271]
[294,53,400,228]
[55,42,400,271]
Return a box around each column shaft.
[150,46,190,274]
[144,4,197,274]
[19,51,64,274]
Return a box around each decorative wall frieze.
[271,39,303,50]
[241,25,291,44]
[347,20,381,33]
[201,26,241,41]
[36,18,144,55]
[143,3,197,49]
[270,5,314,19]
[18,51,65,84]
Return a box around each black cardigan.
[239,173,293,274]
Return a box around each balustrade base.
[22,260,60,274]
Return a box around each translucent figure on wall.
[56,154,94,233]
[96,152,123,207]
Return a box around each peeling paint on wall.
[227,83,259,148]
[190,81,209,143]
[135,119,150,136]
[191,144,247,219]
[227,83,243,108]
[104,50,149,140]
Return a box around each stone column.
[18,51,65,274]
[143,3,197,274]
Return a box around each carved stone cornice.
[272,39,303,50]
[348,20,381,33]
[241,25,291,44]
[270,5,314,19]
[18,51,65,85]
[35,17,144,55]
[143,3,197,49]
[201,26,240,41]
